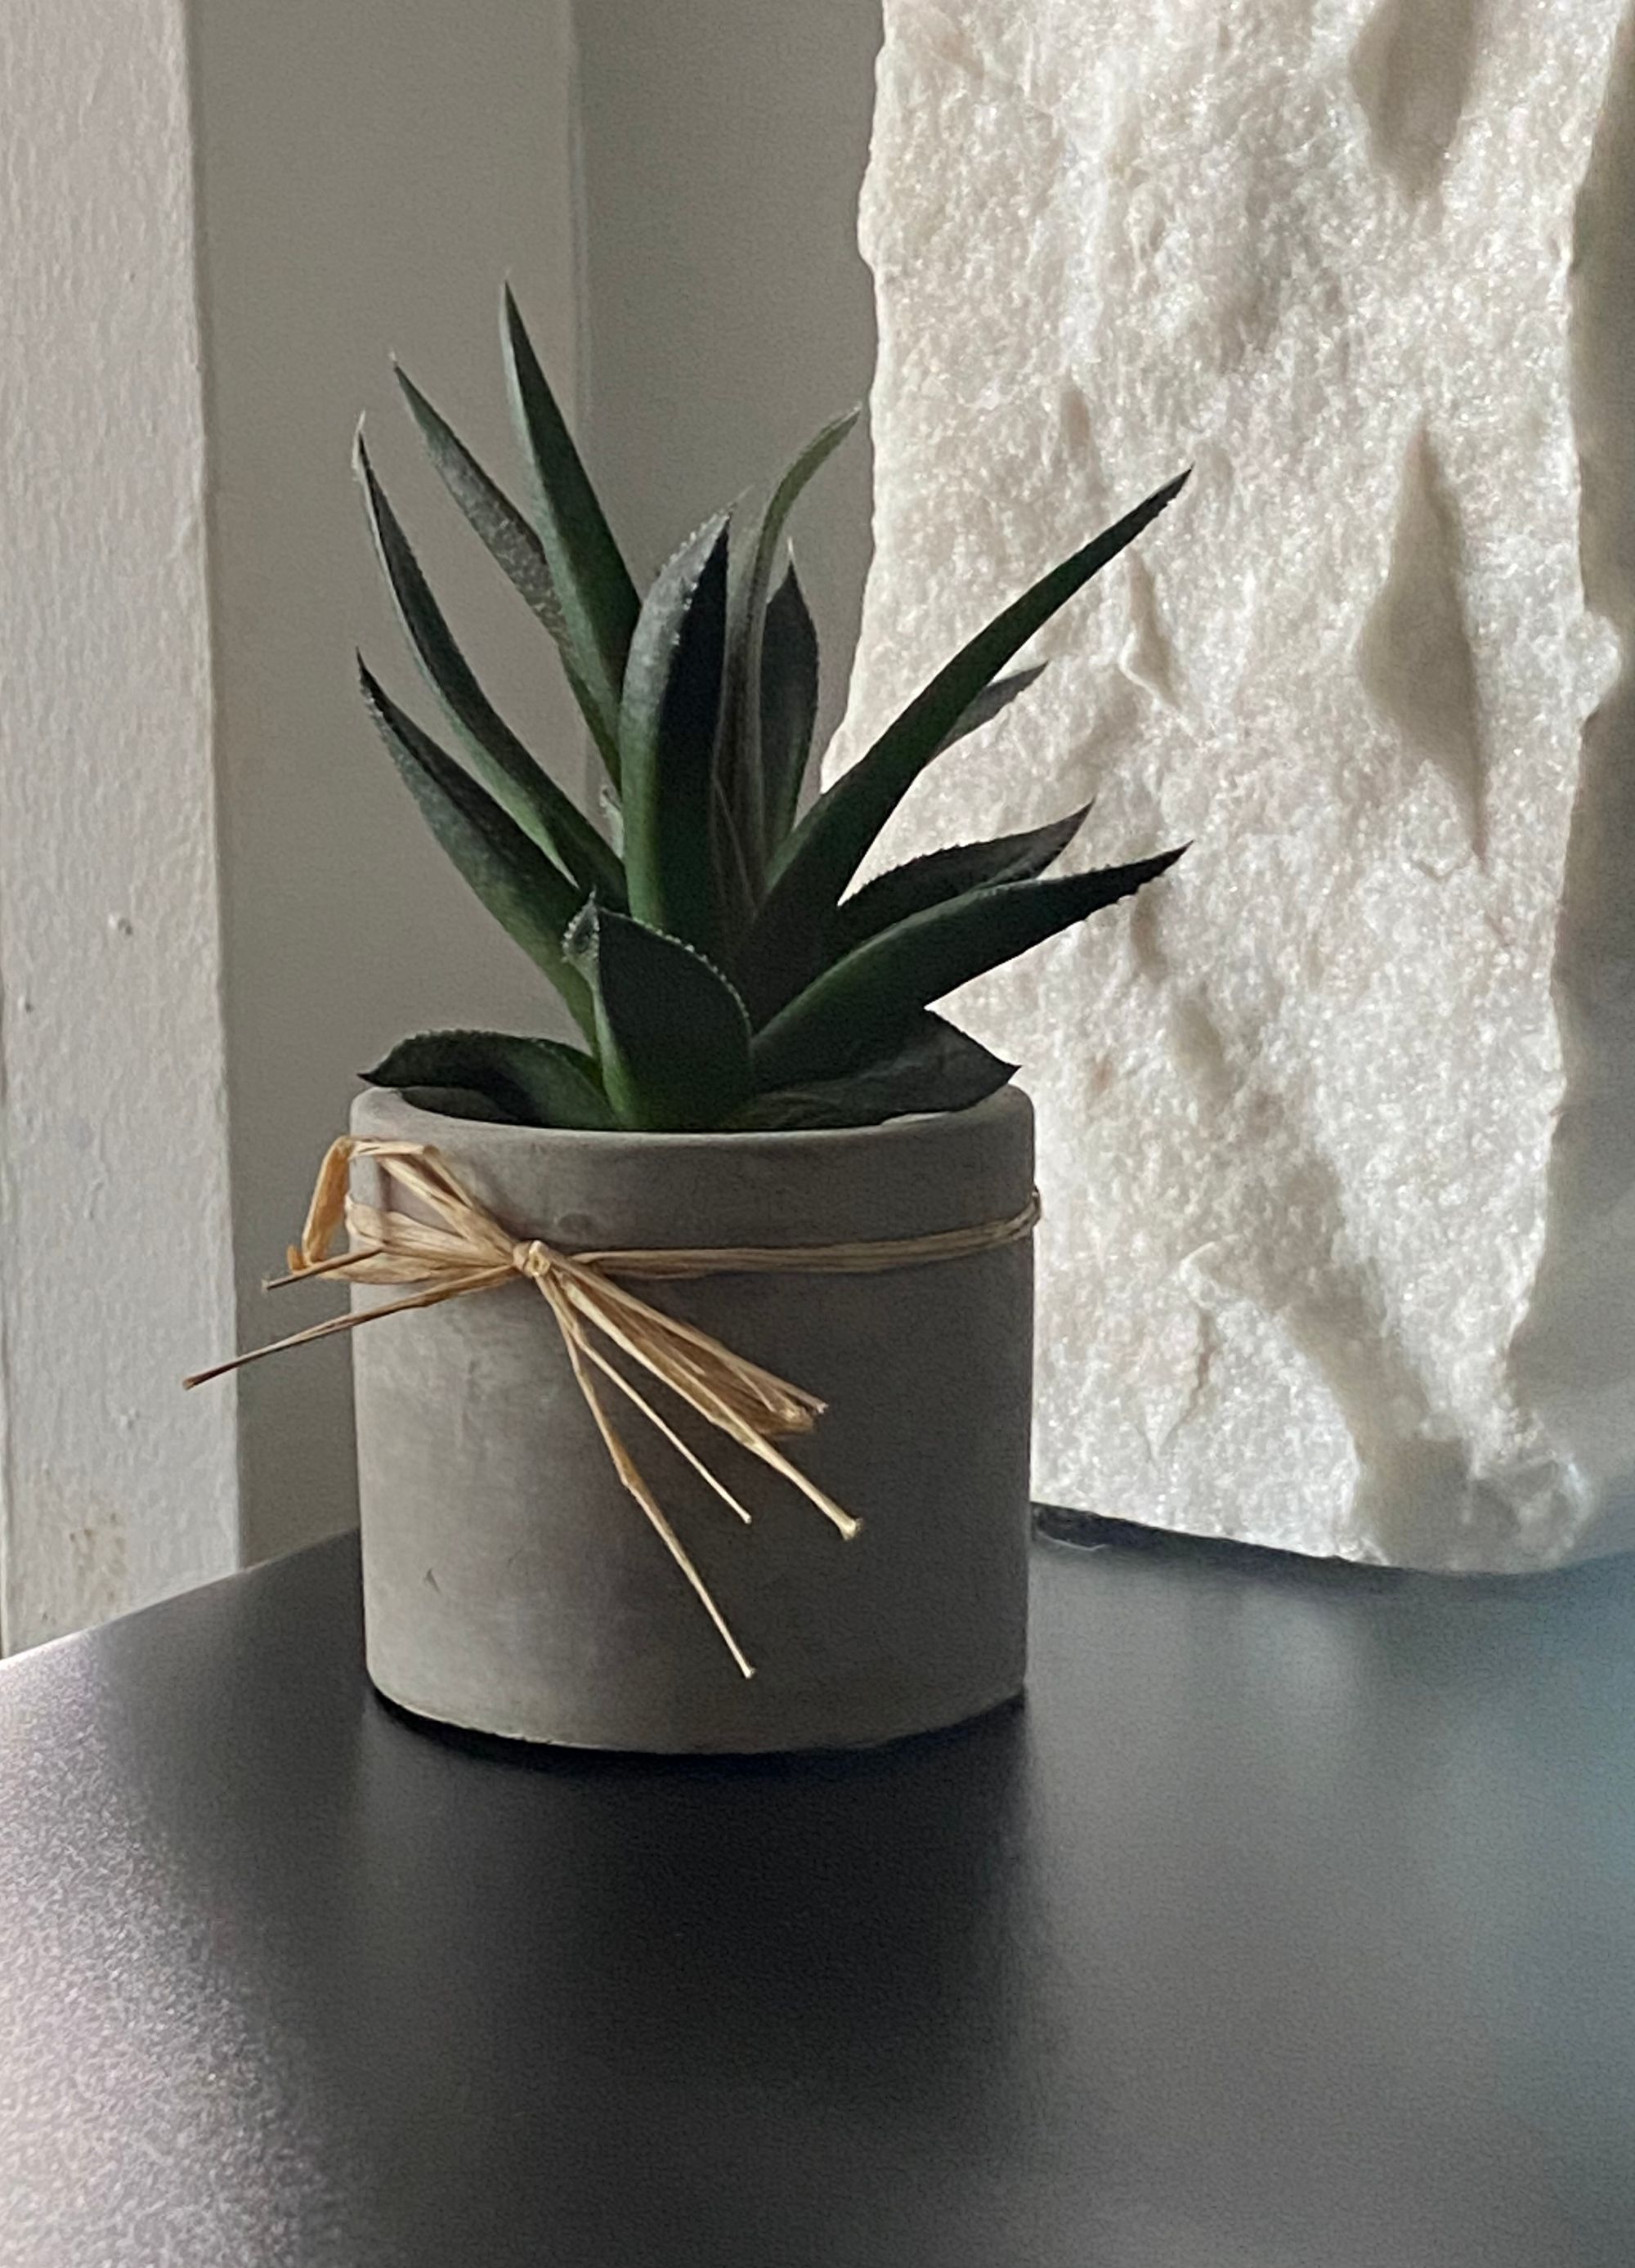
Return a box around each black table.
[2,1522,1633,2267]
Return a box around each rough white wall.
[191,0,587,1563]
[0,0,589,1647]
[840,0,1635,1569]
[0,0,238,1644]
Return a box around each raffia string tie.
[186,1137,1041,1680]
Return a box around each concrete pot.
[347,1083,1036,1753]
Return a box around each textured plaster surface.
[837,0,1635,1568]
[0,0,238,1643]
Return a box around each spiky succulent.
[354,285,1187,1134]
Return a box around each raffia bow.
[188,1137,1040,1678]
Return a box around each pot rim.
[362,1082,1032,1154]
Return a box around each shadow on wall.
[190,0,590,1569]
[576,0,883,750]
[190,0,882,1570]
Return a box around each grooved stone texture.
[835,0,1635,1568]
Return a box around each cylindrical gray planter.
[347,1084,1035,1753]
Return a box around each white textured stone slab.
[834,0,1635,1567]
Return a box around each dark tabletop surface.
[2,1519,1633,2268]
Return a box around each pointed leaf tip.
[500,284,639,770]
[752,843,1186,1089]
[746,469,1195,1014]
[355,435,622,903]
[831,800,1095,959]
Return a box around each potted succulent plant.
[209,286,1186,1753]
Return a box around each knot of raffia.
[186,1136,1040,1680]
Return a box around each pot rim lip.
[357,1082,1032,1152]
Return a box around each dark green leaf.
[937,665,1048,753]
[357,660,593,1035]
[751,847,1185,1089]
[393,363,621,779]
[356,429,623,904]
[742,472,1188,1018]
[715,410,858,881]
[570,903,753,1132]
[619,514,731,954]
[399,1088,519,1124]
[736,1014,1015,1130]
[502,286,639,765]
[759,563,821,861]
[364,1029,615,1129]
[396,1087,524,1125]
[832,803,1091,957]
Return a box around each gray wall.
[191,1,587,1563]
[576,0,883,745]
[191,0,883,1568]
